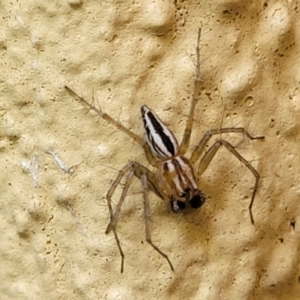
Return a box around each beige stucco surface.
[1,0,300,299]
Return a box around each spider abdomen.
[141,105,178,159]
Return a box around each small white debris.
[45,147,75,174]
[21,154,39,188]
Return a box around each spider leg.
[190,127,264,164]
[105,164,135,273]
[197,139,262,224]
[179,28,202,155]
[141,174,174,271]
[65,85,158,167]
[105,161,168,273]
[106,162,165,233]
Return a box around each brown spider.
[65,29,264,273]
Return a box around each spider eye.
[170,198,186,212]
[189,192,206,209]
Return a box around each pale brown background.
[0,0,299,299]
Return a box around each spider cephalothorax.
[65,28,264,273]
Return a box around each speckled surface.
[0,1,299,299]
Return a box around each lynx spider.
[65,29,264,273]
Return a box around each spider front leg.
[191,128,264,224]
[141,174,174,271]
[105,161,173,273]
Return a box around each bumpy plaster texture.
[0,0,299,299]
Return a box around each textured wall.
[1,0,299,299]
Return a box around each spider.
[65,29,264,273]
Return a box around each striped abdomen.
[141,105,178,159]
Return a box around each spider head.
[171,189,206,212]
[189,191,206,208]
